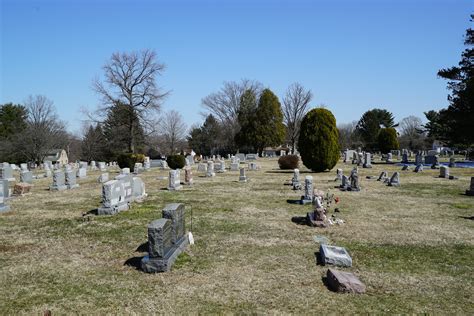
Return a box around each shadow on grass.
[314,251,324,266]
[287,199,303,205]
[124,256,145,270]
[291,216,308,226]
[459,215,474,220]
[136,241,148,252]
[85,209,98,216]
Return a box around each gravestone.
[401,165,409,171]
[0,163,15,181]
[402,150,409,164]
[246,153,257,160]
[143,156,151,170]
[140,203,188,273]
[415,153,423,166]
[98,173,109,183]
[0,180,10,212]
[239,168,247,182]
[414,164,423,173]
[386,153,393,163]
[320,244,352,267]
[98,162,107,172]
[301,176,313,205]
[363,153,372,168]
[167,170,182,191]
[326,269,366,294]
[448,157,456,168]
[184,167,193,185]
[307,195,327,227]
[377,171,387,181]
[292,169,301,190]
[90,161,97,171]
[97,180,130,215]
[20,170,33,184]
[1,179,9,200]
[20,163,28,171]
[79,161,88,169]
[13,183,32,196]
[387,172,400,187]
[65,170,79,189]
[439,166,449,178]
[335,169,343,181]
[230,162,239,171]
[465,177,474,196]
[77,167,87,179]
[122,168,130,174]
[49,170,67,191]
[197,162,207,172]
[425,154,437,165]
[115,174,133,202]
[340,175,349,190]
[206,161,215,177]
[186,155,194,166]
[357,152,363,166]
[216,160,226,173]
[134,163,143,174]
[236,153,246,162]
[132,177,147,202]
[248,162,258,171]
[348,167,360,191]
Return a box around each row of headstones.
[97,170,147,215]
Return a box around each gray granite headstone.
[168,170,182,191]
[65,170,79,189]
[292,169,301,190]
[115,174,133,202]
[77,167,87,178]
[206,161,215,177]
[246,153,257,160]
[236,153,246,162]
[0,163,15,181]
[335,168,343,181]
[50,170,67,191]
[301,176,313,204]
[363,153,372,168]
[466,177,474,196]
[20,171,33,184]
[0,180,10,212]
[388,172,400,187]
[439,166,449,178]
[97,180,130,215]
[132,176,147,202]
[320,244,352,267]
[98,173,109,183]
[340,175,349,190]
[239,168,247,182]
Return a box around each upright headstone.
[363,153,372,168]
[415,153,423,166]
[239,168,247,182]
[98,173,109,183]
[246,153,257,160]
[144,156,151,170]
[387,172,400,187]
[335,168,343,181]
[133,163,143,174]
[402,152,409,164]
[0,163,15,181]
[197,162,207,172]
[431,155,440,169]
[236,153,246,162]
[340,175,349,190]
[97,180,130,215]
[77,167,87,179]
[301,176,313,204]
[50,170,67,191]
[465,177,474,196]
[90,161,97,171]
[0,181,10,212]
[386,153,393,163]
[448,157,456,168]
[414,164,423,173]
[98,162,107,172]
[20,171,33,184]
[216,160,226,173]
[248,162,258,171]
[206,161,215,177]
[20,163,28,171]
[439,166,449,178]
[122,168,130,174]
[0,179,9,200]
[184,167,193,185]
[132,177,147,202]
[65,170,79,189]
[292,169,301,190]
[230,161,239,171]
[115,174,133,202]
[168,170,182,191]
[140,203,188,273]
[349,167,360,191]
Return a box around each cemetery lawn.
[1,158,473,314]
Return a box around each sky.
[1,0,472,136]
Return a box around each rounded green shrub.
[117,153,145,171]
[377,127,399,154]
[297,108,340,172]
[166,155,186,170]
[278,155,299,170]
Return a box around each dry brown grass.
[0,158,473,314]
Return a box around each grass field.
[1,158,473,314]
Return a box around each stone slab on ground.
[320,244,352,267]
[13,183,32,196]
[326,268,366,294]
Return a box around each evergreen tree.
[253,89,286,154]
[356,108,396,150]
[235,89,258,152]
[81,124,107,161]
[377,127,399,154]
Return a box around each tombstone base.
[346,187,360,192]
[465,190,474,196]
[362,164,372,168]
[141,236,188,273]
[306,213,327,227]
[300,198,312,205]
[49,185,67,191]
[167,185,183,191]
[388,182,400,187]
[0,204,11,212]
[206,173,216,177]
[97,202,130,215]
[326,269,366,294]
[239,177,247,183]
[67,184,80,189]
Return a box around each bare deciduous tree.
[337,121,362,149]
[17,95,67,163]
[282,83,313,153]
[201,79,262,150]
[159,110,187,155]
[399,115,423,137]
[93,49,168,153]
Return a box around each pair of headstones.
[49,169,78,191]
[97,174,146,215]
[141,203,189,273]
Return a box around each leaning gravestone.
[388,172,400,187]
[50,170,67,191]
[465,177,474,196]
[320,244,352,267]
[140,203,188,273]
[206,161,215,177]
[65,170,79,189]
[377,171,387,182]
[168,170,182,191]
[97,180,130,215]
[0,181,10,212]
[301,176,313,205]
[439,166,449,178]
[239,168,247,182]
[363,153,372,168]
[20,171,33,184]
[326,269,366,294]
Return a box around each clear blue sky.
[1,0,472,135]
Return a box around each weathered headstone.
[448,157,456,168]
[90,161,97,171]
[307,195,327,227]
[65,170,79,189]
[230,162,239,171]
[206,161,215,177]
[77,167,87,179]
[401,151,409,164]
[0,179,9,200]
[0,163,15,181]
[115,174,133,202]
[335,168,343,181]
[13,183,32,196]
[20,163,28,171]
[320,244,352,267]
[348,167,360,191]
[292,169,301,190]
[465,177,474,196]
[340,175,349,190]
[387,172,400,187]
[386,153,393,163]
[363,153,372,168]
[0,181,10,212]
[216,160,226,173]
[132,177,147,202]
[133,163,143,174]
[122,167,130,174]
[248,162,258,171]
[377,171,387,181]
[167,170,182,191]
[97,180,130,215]
[140,203,188,273]
[98,162,107,172]
[49,170,67,191]
[401,165,409,171]
[20,171,33,184]
[414,164,423,173]
[301,176,313,204]
[98,173,109,183]
[415,153,423,166]
[246,153,257,160]
[184,167,193,185]
[439,165,449,178]
[144,156,151,170]
[197,162,207,172]
[239,167,247,182]
[326,269,366,294]
[236,153,246,162]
